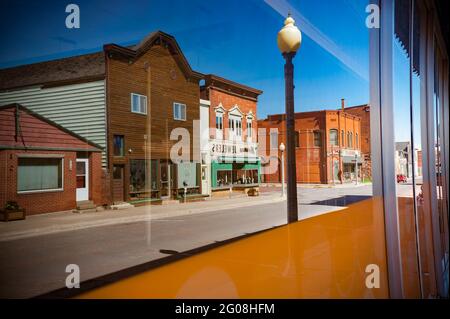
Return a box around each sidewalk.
[0,192,285,242]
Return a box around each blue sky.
[0,0,370,118]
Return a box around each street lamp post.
[279,143,286,197]
[278,14,302,223]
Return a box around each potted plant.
[0,201,26,221]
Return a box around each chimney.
[341,98,345,111]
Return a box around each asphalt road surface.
[0,185,379,298]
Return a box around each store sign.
[210,139,257,158]
[340,149,361,157]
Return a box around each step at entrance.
[73,200,97,214]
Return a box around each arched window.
[355,133,359,148]
[329,129,338,146]
[342,130,345,147]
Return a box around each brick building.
[0,104,103,215]
[0,31,204,206]
[258,107,363,184]
[199,75,262,194]
[343,102,372,179]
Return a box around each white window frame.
[216,112,223,130]
[215,106,225,140]
[173,102,186,121]
[131,93,148,115]
[247,120,253,138]
[228,115,242,140]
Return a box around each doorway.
[333,160,340,183]
[112,165,124,203]
[160,161,171,198]
[201,165,209,195]
[76,159,89,201]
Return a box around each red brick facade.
[205,89,258,141]
[201,75,262,142]
[0,104,104,215]
[258,109,362,184]
[344,104,372,179]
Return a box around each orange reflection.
[78,197,392,298]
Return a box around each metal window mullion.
[409,0,424,298]
[370,0,404,298]
[420,7,444,296]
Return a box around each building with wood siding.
[1,30,266,208]
[0,31,204,207]
[0,104,103,215]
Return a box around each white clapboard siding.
[0,81,107,166]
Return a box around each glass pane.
[140,95,147,113]
[174,104,179,119]
[17,158,61,191]
[181,104,186,120]
[113,135,124,156]
[76,162,85,175]
[132,94,139,112]
[76,176,86,188]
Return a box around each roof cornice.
[104,31,204,81]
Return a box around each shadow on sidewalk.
[309,195,372,207]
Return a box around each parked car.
[397,174,407,183]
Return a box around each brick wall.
[90,151,110,206]
[0,150,107,215]
[0,150,77,215]
[208,89,258,141]
[258,110,362,184]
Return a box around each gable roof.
[104,30,204,81]
[0,30,203,91]
[0,103,103,151]
[0,52,105,91]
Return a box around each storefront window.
[216,170,232,187]
[130,159,158,196]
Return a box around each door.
[160,161,171,198]
[201,165,209,195]
[112,165,124,203]
[76,159,89,201]
[333,160,339,182]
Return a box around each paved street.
[0,184,383,298]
